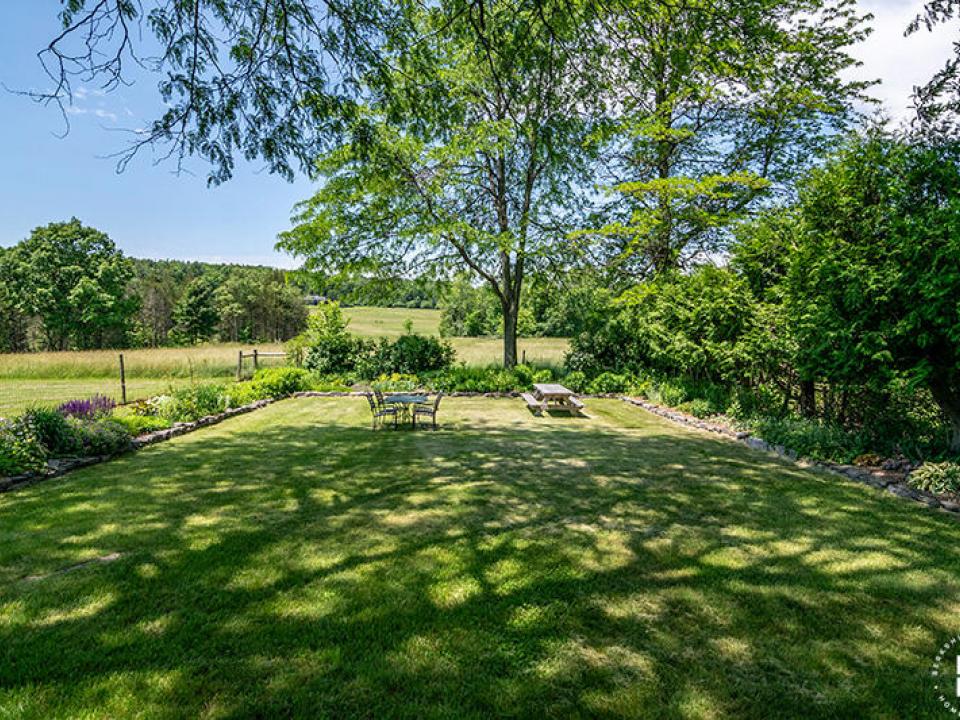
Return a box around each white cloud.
[847,0,957,122]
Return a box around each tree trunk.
[929,374,960,452]
[502,298,518,368]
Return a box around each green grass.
[342,306,569,365]
[341,306,442,337]
[0,378,182,417]
[0,397,956,718]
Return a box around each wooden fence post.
[237,350,243,381]
[522,349,526,365]
[253,349,259,371]
[119,353,127,405]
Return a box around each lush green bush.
[0,416,48,476]
[111,414,172,436]
[23,406,82,456]
[586,372,632,395]
[71,419,131,456]
[358,334,454,377]
[249,367,313,398]
[908,462,960,495]
[291,302,369,374]
[562,370,587,393]
[677,399,714,418]
[159,384,227,423]
[749,416,867,463]
[648,380,688,408]
[427,365,518,393]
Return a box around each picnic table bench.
[523,383,585,415]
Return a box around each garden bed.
[622,396,960,516]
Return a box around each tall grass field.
[0,307,568,414]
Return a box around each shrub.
[371,373,420,392]
[111,414,172,436]
[57,394,116,420]
[357,334,454,377]
[293,302,370,374]
[562,370,587,392]
[160,384,227,423]
[304,336,370,375]
[677,399,714,418]
[586,372,632,395]
[71,418,131,456]
[531,368,554,384]
[651,380,688,407]
[249,367,312,398]
[0,416,48,476]
[23,406,82,456]
[908,462,960,495]
[749,415,867,463]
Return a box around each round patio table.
[384,394,429,426]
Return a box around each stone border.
[620,396,959,516]
[0,399,277,493]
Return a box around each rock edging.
[0,398,277,493]
[619,396,957,517]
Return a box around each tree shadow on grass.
[0,398,958,718]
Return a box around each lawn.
[0,398,956,718]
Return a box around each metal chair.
[366,392,397,429]
[373,388,387,409]
[413,392,443,430]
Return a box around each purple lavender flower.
[57,394,116,420]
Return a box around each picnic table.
[521,383,585,416]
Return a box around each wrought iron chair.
[373,388,387,410]
[366,392,397,429]
[413,392,443,430]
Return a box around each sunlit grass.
[0,398,956,718]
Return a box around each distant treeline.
[0,219,308,352]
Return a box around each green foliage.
[22,407,82,457]
[371,374,420,392]
[172,277,220,344]
[561,371,587,393]
[249,367,313,398]
[586,372,633,395]
[649,381,688,408]
[0,416,48,476]
[569,267,756,383]
[749,416,868,463]
[293,303,454,378]
[111,414,172,437]
[293,302,368,374]
[439,276,502,337]
[677,399,714,419]
[160,384,228,423]
[909,462,960,495]
[786,131,960,450]
[70,418,132,456]
[358,334,454,377]
[3,219,138,350]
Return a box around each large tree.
[786,130,960,451]
[4,219,139,350]
[580,0,873,277]
[278,0,603,366]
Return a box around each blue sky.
[0,1,954,268]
